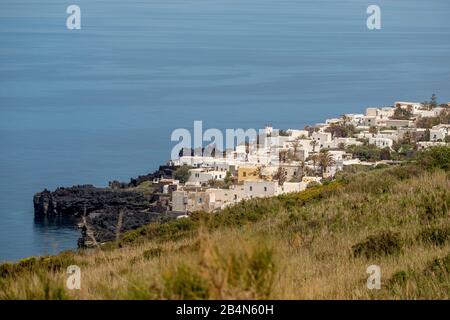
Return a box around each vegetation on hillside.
[2,147,450,299]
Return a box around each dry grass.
[2,162,450,299]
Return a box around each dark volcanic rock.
[33,166,182,248]
[78,209,180,247]
[33,184,182,248]
[33,185,153,217]
[108,165,177,189]
[128,165,177,187]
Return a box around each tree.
[309,153,320,173]
[346,144,381,162]
[318,151,336,177]
[279,150,289,163]
[173,165,191,184]
[224,171,235,185]
[254,166,266,180]
[416,116,440,129]
[380,147,391,160]
[402,131,414,145]
[291,137,302,160]
[431,94,438,108]
[310,140,318,153]
[392,106,413,120]
[297,160,306,180]
[326,123,356,138]
[341,114,351,126]
[273,167,287,186]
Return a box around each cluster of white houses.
[156,101,450,214]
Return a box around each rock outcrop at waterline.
[33,185,166,247]
[33,166,182,247]
[78,209,180,248]
[33,185,153,217]
[33,185,176,247]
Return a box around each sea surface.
[1,0,450,262]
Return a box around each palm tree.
[254,166,266,180]
[341,114,350,126]
[273,167,287,186]
[278,149,289,163]
[318,150,336,177]
[310,140,318,153]
[369,126,378,135]
[291,140,300,160]
[297,160,306,180]
[309,154,319,174]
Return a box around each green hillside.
[2,147,450,299]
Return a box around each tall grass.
[2,148,450,299]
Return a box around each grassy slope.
[2,148,450,299]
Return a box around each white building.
[188,168,227,184]
[369,137,393,149]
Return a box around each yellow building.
[237,166,259,183]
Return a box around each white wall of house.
[278,182,306,194]
[369,137,393,148]
[362,116,378,127]
[244,181,278,198]
[312,132,332,143]
[385,119,413,128]
[288,129,309,139]
[430,129,447,142]
[395,102,422,111]
[417,141,448,150]
[188,169,226,184]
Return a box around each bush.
[419,146,450,171]
[418,226,450,246]
[162,264,210,299]
[389,270,411,287]
[224,244,276,298]
[423,254,450,280]
[352,231,403,259]
[143,247,163,259]
[173,165,191,184]
[417,190,450,222]
[0,252,76,278]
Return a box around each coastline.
[18,98,450,263]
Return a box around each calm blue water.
[1,0,450,262]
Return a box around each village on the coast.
[138,97,450,214]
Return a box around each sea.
[1,0,450,261]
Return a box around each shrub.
[387,254,450,297]
[173,165,191,184]
[417,190,450,222]
[419,146,450,171]
[389,270,411,287]
[162,264,210,299]
[0,252,76,278]
[423,254,450,280]
[224,244,276,298]
[143,247,163,260]
[352,231,403,259]
[418,226,450,246]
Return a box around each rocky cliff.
[33,166,181,247]
[33,185,153,217]
[33,184,180,247]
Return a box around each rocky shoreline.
[33,165,180,247]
